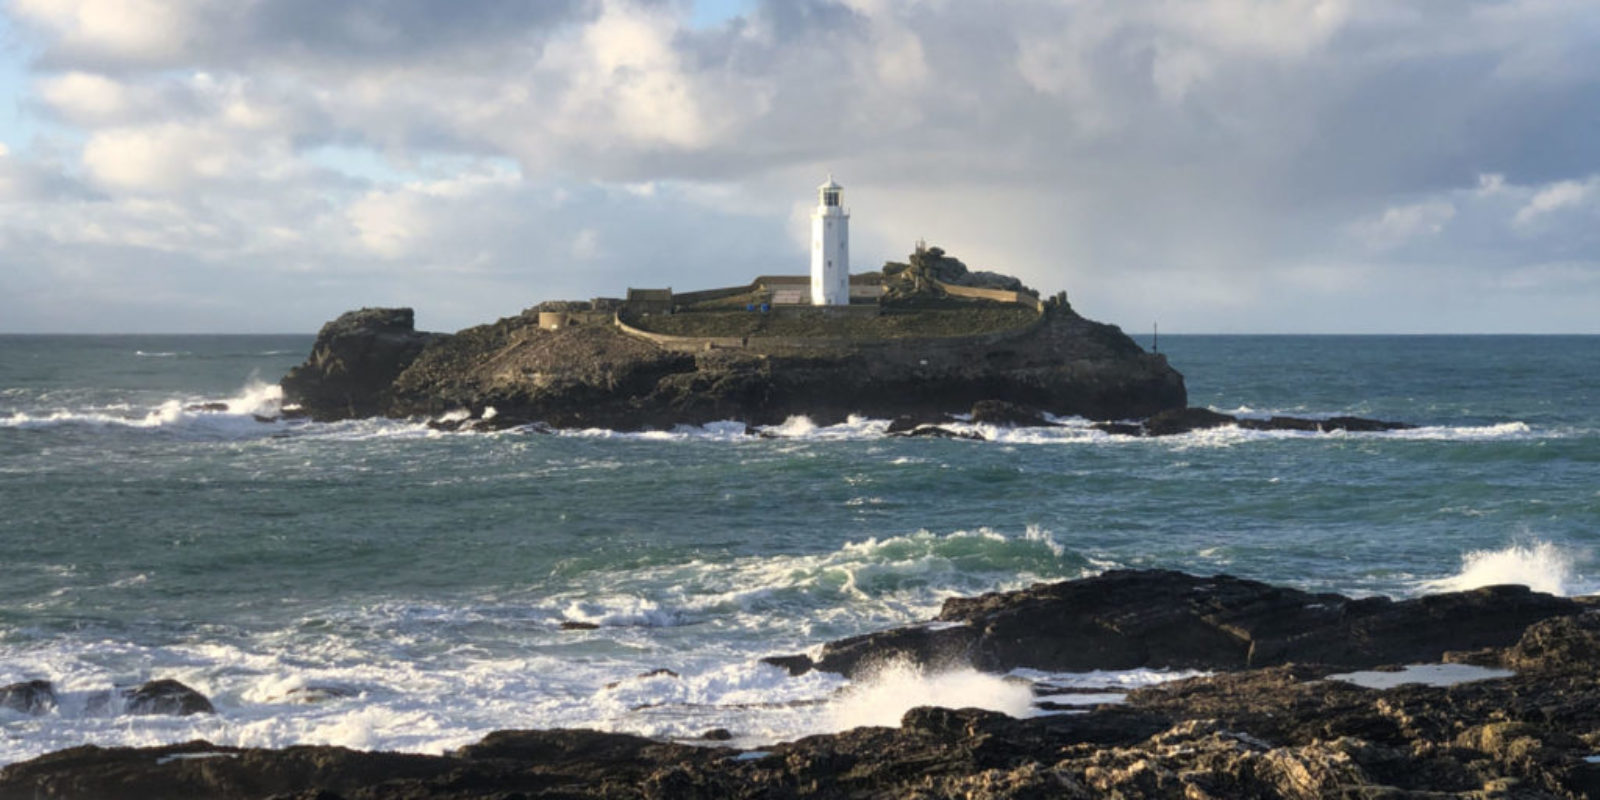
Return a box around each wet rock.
[560,620,601,631]
[1098,407,1415,437]
[888,425,986,441]
[700,728,733,741]
[886,414,947,433]
[280,307,440,422]
[1138,407,1237,436]
[184,402,231,413]
[603,669,681,690]
[0,680,56,715]
[759,654,814,677]
[121,680,215,716]
[818,570,1583,675]
[14,575,1600,799]
[280,686,357,704]
[1094,421,1143,436]
[968,400,1054,427]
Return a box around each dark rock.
[888,425,986,441]
[184,402,231,412]
[759,654,814,676]
[121,680,215,716]
[1240,415,1415,433]
[812,570,1583,675]
[280,307,440,422]
[560,620,600,631]
[1093,421,1144,436]
[1139,407,1238,436]
[0,680,56,715]
[885,414,947,433]
[604,669,681,690]
[812,623,980,679]
[1119,407,1415,437]
[700,728,733,741]
[11,574,1600,798]
[968,399,1054,427]
[1502,612,1600,671]
[281,686,357,704]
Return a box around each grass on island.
[627,305,1040,340]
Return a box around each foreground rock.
[281,298,1185,430]
[768,569,1586,678]
[10,575,1600,799]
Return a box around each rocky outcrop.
[7,574,1600,799]
[969,399,1055,427]
[84,680,216,717]
[120,680,215,716]
[0,681,55,716]
[1097,407,1414,437]
[279,308,440,421]
[768,570,1585,678]
[281,299,1186,429]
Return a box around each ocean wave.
[1420,539,1593,596]
[0,381,285,435]
[134,350,188,358]
[0,627,1202,766]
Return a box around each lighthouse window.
[824,190,839,207]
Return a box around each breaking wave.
[1421,540,1590,596]
[1,381,285,435]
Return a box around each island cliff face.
[280,298,1185,429]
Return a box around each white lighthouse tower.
[810,176,850,306]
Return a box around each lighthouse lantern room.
[810,176,850,306]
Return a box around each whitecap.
[1421,540,1586,596]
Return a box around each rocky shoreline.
[6,570,1600,798]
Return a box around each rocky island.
[278,246,1189,431]
[6,570,1600,799]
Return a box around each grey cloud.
[4,0,1599,332]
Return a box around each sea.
[1,334,1596,765]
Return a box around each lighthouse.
[810,176,850,306]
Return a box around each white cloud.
[2,0,1599,332]
[1353,201,1457,250]
[13,0,199,62]
[1514,178,1597,227]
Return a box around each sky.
[0,0,1597,334]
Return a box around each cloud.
[1514,178,1597,227]
[1353,201,1457,250]
[2,0,1598,332]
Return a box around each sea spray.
[828,658,1034,730]
[1424,540,1580,596]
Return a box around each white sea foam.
[1422,540,1587,596]
[828,659,1034,730]
[532,413,1552,449]
[0,379,285,436]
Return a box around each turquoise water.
[0,334,1596,761]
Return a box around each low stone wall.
[538,310,614,330]
[931,280,1045,312]
[613,307,1049,355]
[671,282,760,308]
